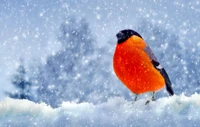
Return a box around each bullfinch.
[113,29,174,103]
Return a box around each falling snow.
[1,0,200,126]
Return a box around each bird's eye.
[116,32,124,40]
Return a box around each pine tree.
[6,62,32,100]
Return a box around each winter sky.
[1,0,200,100]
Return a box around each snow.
[1,94,200,127]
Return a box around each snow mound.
[1,94,200,127]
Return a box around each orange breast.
[113,41,165,94]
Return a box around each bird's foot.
[134,94,138,101]
[145,100,150,105]
[145,98,156,105]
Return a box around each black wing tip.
[153,64,175,96]
[166,86,174,96]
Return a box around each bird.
[113,29,174,104]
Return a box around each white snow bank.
[1,94,200,127]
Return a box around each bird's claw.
[145,100,150,105]
[145,98,156,105]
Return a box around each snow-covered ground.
[1,94,200,127]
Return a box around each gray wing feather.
[144,46,158,62]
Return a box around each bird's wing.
[144,46,174,96]
[144,46,158,62]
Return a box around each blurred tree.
[34,16,99,107]
[6,62,32,100]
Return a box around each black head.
[116,29,143,44]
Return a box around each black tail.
[159,68,174,96]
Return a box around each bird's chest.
[114,47,151,74]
